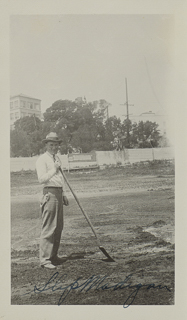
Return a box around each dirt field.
[11,160,175,307]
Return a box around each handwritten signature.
[23,272,171,307]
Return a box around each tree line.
[10,97,169,157]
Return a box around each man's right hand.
[63,196,69,206]
[54,160,61,172]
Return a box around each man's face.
[46,141,59,155]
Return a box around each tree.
[10,129,32,157]
[10,95,163,156]
[43,99,102,153]
[43,100,76,123]
[92,99,111,123]
[69,124,95,153]
[132,121,161,148]
[104,116,122,150]
[14,115,42,134]
[117,119,134,149]
[158,133,171,147]
[11,116,44,156]
[106,119,161,150]
[44,99,94,134]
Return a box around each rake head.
[99,246,115,262]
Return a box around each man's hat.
[42,132,62,143]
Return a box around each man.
[36,132,69,269]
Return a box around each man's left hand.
[63,196,69,206]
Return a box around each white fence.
[10,155,69,172]
[10,147,174,172]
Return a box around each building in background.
[129,111,167,135]
[10,94,41,130]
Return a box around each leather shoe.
[51,256,67,265]
[41,263,56,269]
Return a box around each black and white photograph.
[10,13,175,306]
[1,1,186,319]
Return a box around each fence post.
[151,148,155,161]
[67,154,70,173]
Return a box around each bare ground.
[11,161,175,307]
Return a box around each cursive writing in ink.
[23,272,171,307]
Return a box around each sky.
[10,15,175,121]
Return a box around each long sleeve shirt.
[36,151,66,195]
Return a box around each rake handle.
[59,168,100,243]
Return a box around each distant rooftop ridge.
[139,110,168,117]
[10,93,41,101]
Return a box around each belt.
[44,186,62,190]
[43,186,63,195]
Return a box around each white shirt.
[36,151,66,194]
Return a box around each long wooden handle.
[59,168,100,243]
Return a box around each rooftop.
[10,94,41,101]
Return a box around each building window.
[15,112,19,119]
[14,100,19,107]
[21,112,26,118]
[21,100,26,108]
[10,113,14,120]
[35,103,40,110]
[10,102,13,109]
[28,102,33,109]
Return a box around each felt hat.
[42,132,62,143]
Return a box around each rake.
[59,168,115,262]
